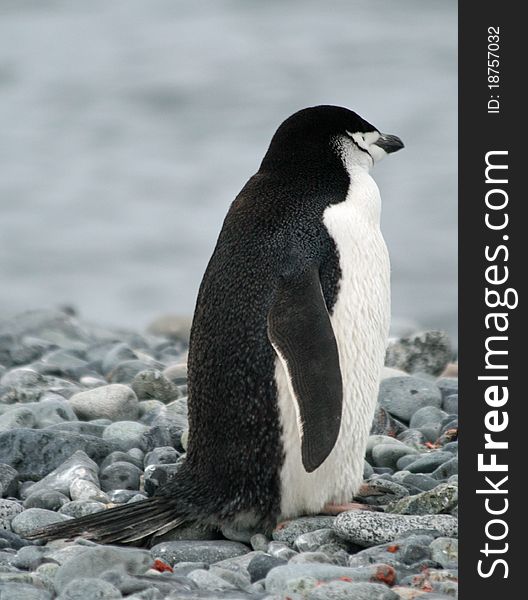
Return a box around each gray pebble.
[0,429,117,480]
[363,460,374,479]
[187,568,237,592]
[106,489,140,504]
[371,443,418,469]
[385,331,452,376]
[23,490,70,511]
[131,370,182,404]
[0,464,18,498]
[69,478,109,503]
[162,363,187,385]
[100,462,142,492]
[265,563,396,594]
[58,578,122,599]
[396,428,426,448]
[430,537,458,569]
[108,360,161,385]
[267,541,298,560]
[54,546,152,591]
[436,377,458,399]
[12,545,48,570]
[0,582,52,600]
[11,508,70,537]
[442,393,458,415]
[272,516,336,546]
[102,421,147,452]
[247,553,287,582]
[22,450,99,499]
[386,483,458,515]
[68,385,138,422]
[431,457,459,480]
[100,451,143,472]
[402,473,439,492]
[289,551,334,565]
[404,452,453,473]
[0,406,36,431]
[0,499,24,530]
[378,377,442,422]
[250,533,269,552]
[333,511,457,546]
[143,463,180,496]
[294,529,344,553]
[308,581,398,600]
[101,344,138,376]
[0,367,44,388]
[46,422,107,437]
[59,501,106,518]
[151,540,249,566]
[143,447,181,468]
[25,399,78,428]
[409,406,448,429]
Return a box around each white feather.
[276,152,391,518]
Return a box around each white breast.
[276,167,390,518]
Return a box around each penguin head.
[260,105,404,174]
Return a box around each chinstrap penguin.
[27,105,404,545]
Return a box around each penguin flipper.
[268,266,343,473]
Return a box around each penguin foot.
[321,502,378,515]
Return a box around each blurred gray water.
[0,0,457,339]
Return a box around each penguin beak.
[374,133,404,154]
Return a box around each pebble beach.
[0,309,458,600]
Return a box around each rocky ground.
[0,309,458,600]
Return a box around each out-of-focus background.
[0,0,457,340]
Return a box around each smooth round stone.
[25,399,78,428]
[0,499,24,530]
[144,446,181,468]
[68,385,139,422]
[397,428,426,448]
[402,473,439,492]
[106,489,140,504]
[431,457,458,480]
[58,578,122,599]
[371,443,418,469]
[22,450,99,499]
[289,551,334,565]
[443,441,458,454]
[102,421,147,452]
[294,529,344,553]
[272,517,336,546]
[148,315,192,342]
[69,478,109,503]
[363,461,374,480]
[430,537,458,568]
[101,343,138,376]
[54,546,152,591]
[442,394,458,415]
[409,406,448,429]
[12,545,48,570]
[265,564,397,594]
[108,360,161,384]
[99,462,142,492]
[0,367,44,387]
[24,490,70,511]
[385,331,452,376]
[187,568,238,592]
[59,501,106,518]
[0,582,52,600]
[131,370,182,404]
[386,483,458,515]
[436,378,458,400]
[0,406,36,431]
[151,540,250,566]
[137,399,165,418]
[247,554,287,583]
[250,533,270,552]
[404,452,453,474]
[379,376,442,422]
[0,463,18,498]
[369,405,406,437]
[46,422,107,437]
[162,363,188,385]
[143,463,180,496]
[307,581,398,600]
[268,541,298,561]
[11,508,70,537]
[100,451,143,472]
[333,511,457,547]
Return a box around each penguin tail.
[25,495,189,545]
